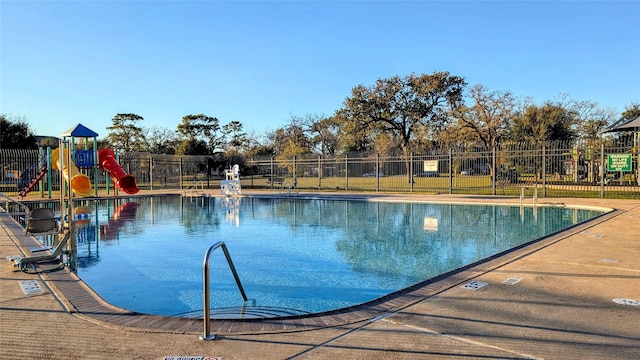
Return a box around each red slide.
[98,148,140,194]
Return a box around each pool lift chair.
[17,208,73,273]
[24,207,59,237]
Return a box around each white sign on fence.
[423,160,438,172]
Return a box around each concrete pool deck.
[1,191,639,359]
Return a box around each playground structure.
[18,124,139,198]
[51,147,94,196]
[220,164,242,195]
[6,123,140,274]
[98,149,140,194]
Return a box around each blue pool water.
[68,196,603,318]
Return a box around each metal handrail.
[200,241,248,341]
[0,192,30,217]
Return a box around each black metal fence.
[1,137,638,199]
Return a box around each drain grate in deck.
[503,277,522,285]
[461,281,488,291]
[613,298,640,306]
[601,258,618,263]
[19,280,44,296]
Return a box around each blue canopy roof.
[61,123,99,137]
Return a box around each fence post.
[93,144,98,197]
[270,157,274,189]
[317,156,321,189]
[179,157,183,190]
[376,153,380,192]
[38,147,44,198]
[115,149,120,196]
[410,152,414,193]
[542,144,546,197]
[150,155,154,191]
[492,146,496,195]
[600,142,605,198]
[47,147,53,198]
[448,149,453,194]
[293,156,297,186]
[345,154,349,191]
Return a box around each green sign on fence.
[607,154,632,172]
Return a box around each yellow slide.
[51,148,94,197]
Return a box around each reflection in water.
[69,196,603,316]
[223,197,241,226]
[75,220,99,269]
[99,202,140,240]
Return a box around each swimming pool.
[67,195,603,318]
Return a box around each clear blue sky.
[1,1,639,139]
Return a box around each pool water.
[70,196,603,318]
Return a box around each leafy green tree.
[222,120,247,152]
[269,119,312,176]
[270,117,312,158]
[246,143,275,157]
[338,72,466,180]
[106,113,145,153]
[332,110,375,154]
[510,95,617,143]
[177,139,209,155]
[510,102,578,143]
[0,114,38,149]
[176,114,222,154]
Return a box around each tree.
[269,118,312,176]
[0,114,38,149]
[510,95,618,143]
[243,130,275,157]
[106,113,145,153]
[338,72,466,180]
[573,103,616,141]
[332,110,375,154]
[37,137,60,148]
[176,139,209,155]
[510,102,578,143]
[621,102,640,121]
[300,113,339,157]
[269,117,312,158]
[222,121,247,152]
[455,84,515,147]
[176,114,223,155]
[143,126,179,154]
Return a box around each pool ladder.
[279,179,298,196]
[200,241,248,341]
[520,183,538,207]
